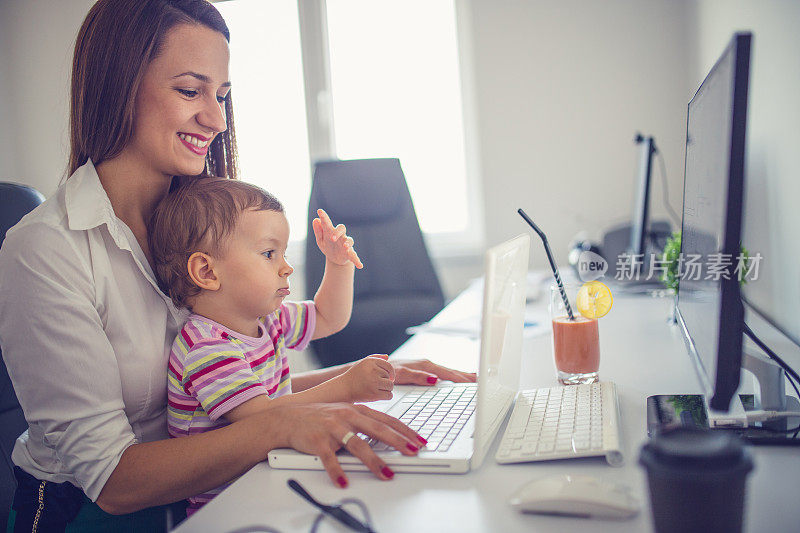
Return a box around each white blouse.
[0,160,189,501]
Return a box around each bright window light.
[325,0,469,234]
[216,0,312,241]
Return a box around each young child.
[148,178,414,514]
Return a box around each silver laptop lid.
[471,234,530,469]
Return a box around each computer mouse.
[509,474,640,520]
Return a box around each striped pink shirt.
[166,301,315,513]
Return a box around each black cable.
[743,322,800,386]
[654,148,682,227]
[311,499,375,533]
[288,479,376,533]
[745,421,800,434]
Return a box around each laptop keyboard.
[369,384,477,452]
[495,381,624,466]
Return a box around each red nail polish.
[427,376,437,384]
[337,476,348,488]
[417,436,428,445]
[406,443,419,452]
[381,466,395,479]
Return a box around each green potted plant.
[660,232,682,293]
[660,231,752,322]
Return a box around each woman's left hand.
[390,359,477,386]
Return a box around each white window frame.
[296,0,484,260]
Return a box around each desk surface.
[177,282,800,533]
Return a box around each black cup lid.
[640,427,750,470]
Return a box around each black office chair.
[0,182,44,527]
[305,158,445,367]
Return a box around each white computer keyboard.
[368,384,477,452]
[495,381,624,466]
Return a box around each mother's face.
[130,23,231,179]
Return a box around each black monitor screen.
[629,136,654,258]
[677,33,750,411]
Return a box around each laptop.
[269,234,531,474]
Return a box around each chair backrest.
[0,183,44,246]
[305,159,445,366]
[0,182,44,525]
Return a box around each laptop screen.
[472,234,530,468]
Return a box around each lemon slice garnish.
[576,281,613,319]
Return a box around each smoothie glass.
[550,284,600,385]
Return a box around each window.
[216,0,312,238]
[217,0,481,254]
[325,0,470,235]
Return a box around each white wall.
[0,4,17,181]
[0,0,95,194]
[690,0,800,341]
[465,0,694,271]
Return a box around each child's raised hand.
[312,209,363,269]
[340,354,395,402]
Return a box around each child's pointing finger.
[317,209,335,231]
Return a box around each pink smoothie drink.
[551,316,600,374]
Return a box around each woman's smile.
[177,132,212,155]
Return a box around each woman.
[0,0,474,529]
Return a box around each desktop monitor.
[600,134,670,283]
[675,32,750,412]
[629,134,656,259]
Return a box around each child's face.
[215,209,293,320]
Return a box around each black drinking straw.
[517,208,575,320]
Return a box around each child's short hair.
[149,178,283,310]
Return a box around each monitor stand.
[742,350,791,411]
[707,350,800,442]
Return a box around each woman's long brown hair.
[69,0,238,180]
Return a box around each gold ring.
[341,431,356,447]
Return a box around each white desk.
[176,282,800,533]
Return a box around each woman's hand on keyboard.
[270,402,426,488]
[391,359,477,386]
[339,354,396,402]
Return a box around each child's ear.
[187,252,221,291]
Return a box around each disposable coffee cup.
[639,427,753,533]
